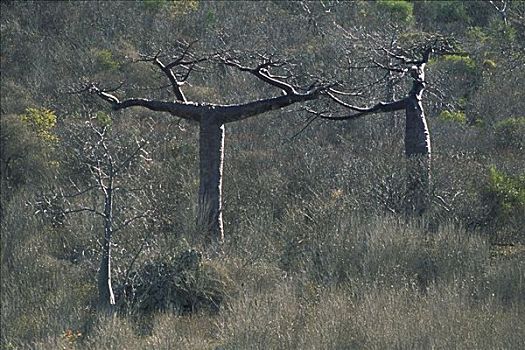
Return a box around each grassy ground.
[2,204,524,349]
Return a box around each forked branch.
[219,56,297,95]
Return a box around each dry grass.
[2,201,524,349]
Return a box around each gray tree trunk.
[323,46,439,217]
[91,61,324,245]
[404,65,431,216]
[196,115,225,244]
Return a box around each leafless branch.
[372,59,407,74]
[138,51,187,102]
[87,84,201,122]
[63,206,105,218]
[489,0,508,25]
[59,184,98,199]
[123,238,148,281]
[322,97,407,121]
[115,139,149,175]
[289,109,325,140]
[327,87,362,97]
[219,55,297,95]
[114,212,151,234]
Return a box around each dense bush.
[481,166,525,242]
[438,109,467,124]
[117,249,234,317]
[494,116,525,150]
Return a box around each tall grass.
[2,198,523,349]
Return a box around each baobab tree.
[88,42,330,245]
[317,36,460,216]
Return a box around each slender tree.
[38,115,154,309]
[88,44,329,245]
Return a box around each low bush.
[116,249,234,317]
[494,116,525,150]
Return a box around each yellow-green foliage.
[142,0,199,15]
[488,166,525,215]
[494,117,525,150]
[467,26,490,43]
[171,0,199,14]
[482,59,497,69]
[438,110,467,124]
[93,49,120,71]
[20,108,58,142]
[376,0,414,24]
[442,54,477,74]
[95,111,112,127]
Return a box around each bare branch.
[382,47,423,65]
[327,87,362,97]
[136,41,211,102]
[220,89,323,124]
[115,139,149,175]
[123,238,148,281]
[321,97,407,121]
[289,112,321,140]
[66,83,92,95]
[372,59,407,74]
[88,84,201,122]
[489,0,508,25]
[219,56,297,95]
[63,207,105,218]
[114,212,151,234]
[137,52,187,102]
[59,184,98,199]
[165,39,199,68]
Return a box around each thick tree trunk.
[98,184,115,309]
[92,71,324,245]
[404,77,431,216]
[197,115,225,243]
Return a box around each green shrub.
[376,0,414,24]
[93,49,120,71]
[1,114,57,199]
[494,117,525,150]
[418,1,470,24]
[487,166,525,215]
[482,166,525,242]
[20,107,58,142]
[440,54,478,76]
[467,26,490,43]
[117,249,234,317]
[142,0,199,15]
[95,111,112,127]
[438,110,467,124]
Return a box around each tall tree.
[88,44,329,245]
[318,36,460,216]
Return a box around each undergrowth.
[2,204,523,349]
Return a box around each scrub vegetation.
[1,1,524,349]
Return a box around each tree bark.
[404,65,431,216]
[98,177,115,309]
[324,62,432,217]
[196,115,225,244]
[90,66,325,244]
